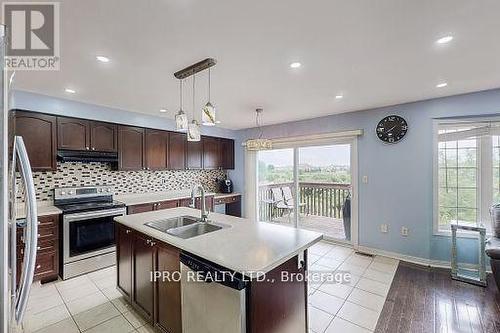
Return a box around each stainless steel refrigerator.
[1,24,39,332]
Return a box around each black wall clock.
[376,115,408,144]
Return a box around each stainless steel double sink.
[144,216,229,239]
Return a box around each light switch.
[401,226,409,237]
[380,224,388,233]
[362,176,368,184]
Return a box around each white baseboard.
[356,245,493,273]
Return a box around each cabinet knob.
[150,242,156,247]
[146,239,151,244]
[36,264,41,269]
[86,147,89,150]
[126,229,131,234]
[37,246,41,250]
[157,203,161,207]
[92,147,95,151]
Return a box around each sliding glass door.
[257,142,354,243]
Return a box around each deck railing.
[258,182,351,222]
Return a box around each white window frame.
[433,118,500,237]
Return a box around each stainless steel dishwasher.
[180,252,248,333]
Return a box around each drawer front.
[34,251,58,278]
[38,214,58,228]
[17,238,58,259]
[17,223,58,243]
[215,195,241,205]
[156,200,179,210]
[128,203,155,215]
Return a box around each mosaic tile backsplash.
[16,162,226,202]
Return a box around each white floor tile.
[308,254,321,265]
[123,310,147,328]
[347,288,386,312]
[337,262,368,276]
[84,315,135,333]
[337,301,380,331]
[55,275,92,291]
[362,268,394,285]
[93,275,117,290]
[308,305,334,333]
[325,317,372,333]
[31,318,79,333]
[73,301,120,331]
[308,290,344,315]
[310,242,336,256]
[368,261,398,274]
[102,286,123,300]
[66,290,109,316]
[325,246,354,261]
[111,296,135,314]
[318,282,354,300]
[23,304,70,332]
[26,291,64,315]
[136,324,156,333]
[87,266,116,281]
[344,254,373,269]
[316,257,343,270]
[372,256,399,266]
[355,277,391,297]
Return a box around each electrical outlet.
[362,176,369,184]
[380,224,388,233]
[401,226,409,237]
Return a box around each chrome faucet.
[190,184,208,222]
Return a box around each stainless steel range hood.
[57,150,118,163]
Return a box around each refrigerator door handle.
[11,136,38,323]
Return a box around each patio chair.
[281,186,308,216]
[270,187,293,220]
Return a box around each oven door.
[63,208,126,264]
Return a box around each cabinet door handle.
[150,242,156,247]
[146,239,151,244]
[37,246,41,251]
[36,264,41,269]
[92,147,95,151]
[86,147,90,150]
[157,203,161,207]
[125,229,131,234]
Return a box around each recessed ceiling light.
[436,35,453,44]
[335,94,343,100]
[96,55,110,63]
[289,62,302,69]
[65,88,76,94]
[436,82,448,88]
[159,108,167,113]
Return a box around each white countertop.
[15,202,62,219]
[214,192,242,199]
[115,190,216,206]
[115,207,322,278]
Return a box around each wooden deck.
[268,214,347,240]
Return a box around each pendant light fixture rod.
[174,58,217,80]
[179,79,183,110]
[208,68,211,101]
[192,74,196,120]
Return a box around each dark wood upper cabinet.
[14,111,57,171]
[132,233,155,321]
[186,138,203,169]
[90,121,117,152]
[203,137,220,169]
[57,117,90,151]
[168,132,186,170]
[145,129,168,170]
[220,138,235,170]
[118,126,144,170]
[155,243,182,333]
[116,225,133,300]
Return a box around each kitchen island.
[114,207,322,333]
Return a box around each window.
[435,121,500,234]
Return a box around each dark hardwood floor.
[375,262,500,333]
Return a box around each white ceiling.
[11,0,500,129]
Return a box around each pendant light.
[187,74,201,142]
[245,108,272,150]
[175,80,188,131]
[202,68,216,126]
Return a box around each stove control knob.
[98,188,103,193]
[68,190,75,195]
[106,188,111,192]
[60,191,66,196]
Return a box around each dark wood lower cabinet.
[117,225,133,299]
[155,243,182,333]
[115,224,308,333]
[133,233,155,321]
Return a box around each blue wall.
[10,90,245,195]
[239,89,500,263]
